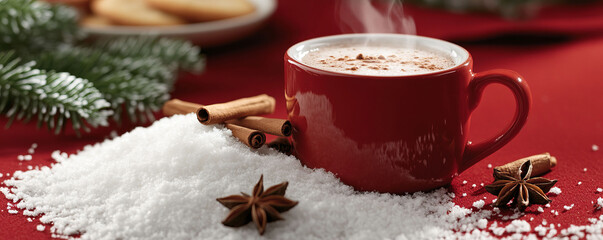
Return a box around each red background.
[2,0,603,238]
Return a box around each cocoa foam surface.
[302,46,455,76]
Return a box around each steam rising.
[338,0,416,35]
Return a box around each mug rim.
[285,33,472,78]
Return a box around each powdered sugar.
[550,187,562,195]
[472,200,485,209]
[17,155,32,161]
[0,114,493,239]
[563,204,575,211]
[1,114,601,239]
[505,220,531,234]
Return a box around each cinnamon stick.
[162,99,199,116]
[494,153,557,177]
[197,94,275,125]
[227,116,291,137]
[162,99,267,148]
[225,124,266,148]
[162,99,290,136]
[267,137,293,155]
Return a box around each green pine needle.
[0,0,79,52]
[93,36,205,74]
[0,1,205,133]
[33,46,173,123]
[0,51,111,134]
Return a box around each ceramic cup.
[284,34,531,193]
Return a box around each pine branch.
[0,0,79,52]
[33,46,173,123]
[0,51,111,134]
[0,2,205,131]
[93,36,205,74]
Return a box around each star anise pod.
[485,160,558,211]
[217,175,298,235]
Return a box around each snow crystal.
[472,200,485,209]
[37,224,45,231]
[547,228,558,238]
[0,114,497,240]
[50,150,69,162]
[593,144,600,151]
[505,220,531,233]
[597,197,603,209]
[4,113,603,239]
[535,225,547,236]
[489,222,505,236]
[476,219,488,229]
[472,184,476,188]
[584,168,588,172]
[597,188,603,193]
[564,204,575,211]
[462,180,467,185]
[487,164,492,169]
[550,187,562,195]
[578,182,582,186]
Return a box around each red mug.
[284,34,531,193]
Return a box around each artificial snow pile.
[0,114,598,239]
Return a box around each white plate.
[82,0,276,46]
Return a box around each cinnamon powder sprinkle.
[306,48,453,75]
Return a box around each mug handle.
[459,69,532,172]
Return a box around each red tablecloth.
[2,0,603,239]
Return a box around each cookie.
[81,15,113,28]
[145,0,255,22]
[91,0,187,26]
